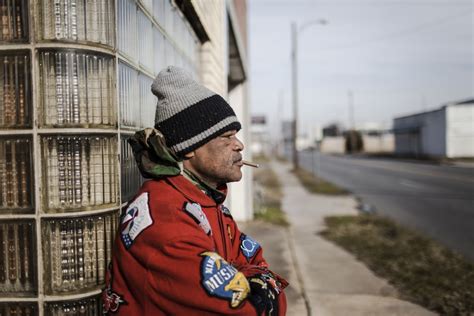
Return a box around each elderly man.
[103,66,287,315]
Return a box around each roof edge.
[175,0,210,44]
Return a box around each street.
[298,151,474,261]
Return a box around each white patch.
[121,192,153,249]
[184,202,212,235]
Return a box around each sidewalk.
[242,160,436,316]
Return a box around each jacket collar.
[166,174,227,207]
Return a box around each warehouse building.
[393,99,474,158]
[0,0,249,314]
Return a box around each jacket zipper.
[217,205,228,259]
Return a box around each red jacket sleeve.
[145,231,262,315]
[222,215,288,316]
[226,216,288,287]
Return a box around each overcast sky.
[248,0,474,135]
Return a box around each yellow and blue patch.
[240,234,260,262]
[200,252,249,308]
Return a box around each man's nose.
[234,138,244,151]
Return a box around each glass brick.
[0,303,37,316]
[38,0,115,47]
[117,0,137,61]
[118,62,139,128]
[0,0,28,42]
[163,0,172,35]
[42,212,118,294]
[0,220,36,295]
[0,51,32,128]
[120,135,143,202]
[153,0,165,27]
[41,135,118,212]
[140,0,153,14]
[38,50,116,127]
[44,294,102,315]
[0,136,33,213]
[138,9,153,71]
[138,74,155,128]
[153,28,165,75]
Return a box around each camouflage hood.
[128,128,182,179]
[128,128,226,204]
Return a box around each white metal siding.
[446,104,474,158]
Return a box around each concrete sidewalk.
[241,160,436,316]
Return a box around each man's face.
[184,130,244,187]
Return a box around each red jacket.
[103,175,287,315]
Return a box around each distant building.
[322,123,343,137]
[353,122,394,154]
[393,99,474,158]
[250,115,269,156]
[319,122,394,154]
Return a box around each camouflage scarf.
[128,128,182,178]
[129,128,226,204]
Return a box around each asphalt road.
[298,151,474,261]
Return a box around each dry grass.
[252,157,289,227]
[321,214,474,315]
[293,167,348,195]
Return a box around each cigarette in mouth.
[242,160,259,168]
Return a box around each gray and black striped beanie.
[151,66,241,157]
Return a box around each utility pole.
[291,19,327,170]
[348,90,355,129]
[291,22,299,170]
[277,90,284,156]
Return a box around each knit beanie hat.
[151,66,241,157]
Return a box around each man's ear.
[184,151,195,159]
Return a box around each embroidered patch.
[121,192,153,249]
[200,251,250,308]
[102,286,127,313]
[240,234,260,262]
[184,202,212,235]
[220,205,233,217]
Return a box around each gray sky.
[249,0,474,135]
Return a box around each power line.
[317,9,473,51]
[254,0,473,6]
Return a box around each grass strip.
[321,214,474,315]
[293,167,348,195]
[252,159,289,227]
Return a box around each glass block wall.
[0,0,200,314]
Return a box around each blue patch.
[220,205,233,218]
[200,252,249,308]
[240,234,260,262]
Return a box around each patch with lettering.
[184,202,212,235]
[240,234,260,262]
[121,192,153,249]
[200,251,250,308]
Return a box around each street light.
[291,19,328,170]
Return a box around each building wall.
[362,134,394,153]
[446,104,474,158]
[193,0,228,96]
[232,0,248,51]
[0,0,239,313]
[320,136,345,154]
[394,109,446,157]
[227,82,253,221]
